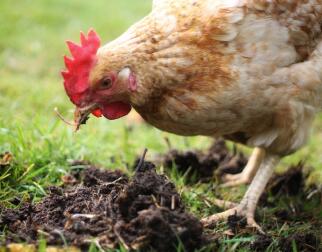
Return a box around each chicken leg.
[202,152,280,233]
[221,148,265,187]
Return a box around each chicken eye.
[100,77,113,89]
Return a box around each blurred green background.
[0,0,321,203]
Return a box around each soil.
[161,141,321,251]
[254,164,322,252]
[227,214,247,234]
[1,142,321,251]
[279,233,320,252]
[250,235,273,252]
[0,162,205,251]
[162,139,247,183]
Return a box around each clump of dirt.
[252,164,322,252]
[267,164,306,196]
[162,139,247,183]
[261,164,322,220]
[279,233,320,252]
[0,162,205,251]
[250,235,273,252]
[227,214,247,234]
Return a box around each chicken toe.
[201,205,264,234]
[203,153,280,233]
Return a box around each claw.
[203,152,278,235]
[202,207,238,228]
[202,205,265,234]
[246,217,265,234]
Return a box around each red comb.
[62,29,101,106]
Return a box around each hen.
[61,0,322,232]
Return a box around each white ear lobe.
[118,67,131,80]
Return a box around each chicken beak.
[74,104,97,132]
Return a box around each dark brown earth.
[1,141,321,251]
[0,162,205,251]
[256,165,321,251]
[161,140,321,251]
[162,139,247,183]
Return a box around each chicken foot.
[221,148,265,187]
[202,153,280,233]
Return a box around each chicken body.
[98,0,322,157]
[78,0,322,231]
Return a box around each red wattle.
[101,102,132,120]
[92,108,103,117]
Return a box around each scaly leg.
[202,153,280,233]
[221,148,265,187]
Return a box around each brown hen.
[62,0,322,232]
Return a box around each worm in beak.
[54,104,97,132]
[73,104,98,131]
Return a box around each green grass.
[0,0,321,251]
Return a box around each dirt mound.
[253,164,322,252]
[262,164,321,211]
[162,139,247,183]
[0,162,205,251]
[1,144,321,251]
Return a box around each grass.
[0,0,321,251]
